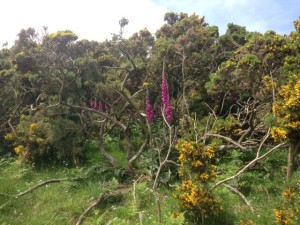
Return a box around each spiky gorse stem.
[145,96,154,123]
[161,69,172,122]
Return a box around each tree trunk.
[286,140,300,179]
[98,139,119,168]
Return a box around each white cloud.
[0,0,166,47]
[1,0,298,48]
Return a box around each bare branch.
[256,128,271,157]
[75,188,131,225]
[152,112,175,190]
[63,102,127,130]
[203,102,217,120]
[205,133,247,151]
[128,136,149,168]
[15,178,73,198]
[78,115,119,168]
[222,184,254,212]
[217,91,230,116]
[211,141,287,190]
[101,66,128,70]
[75,193,105,225]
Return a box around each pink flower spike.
[161,70,172,122]
[91,101,97,110]
[146,96,154,123]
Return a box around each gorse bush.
[5,112,85,166]
[175,140,223,223]
[274,179,300,225]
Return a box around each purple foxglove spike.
[91,101,97,110]
[165,103,172,122]
[146,96,154,123]
[161,71,169,106]
[161,70,172,122]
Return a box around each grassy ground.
[0,159,183,225]
[0,160,100,225]
[0,148,299,225]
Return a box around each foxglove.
[161,70,172,122]
[146,96,154,123]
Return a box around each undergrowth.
[0,146,298,225]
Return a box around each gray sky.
[1,0,299,47]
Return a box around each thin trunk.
[98,139,119,168]
[124,129,134,161]
[286,140,300,179]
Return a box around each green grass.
[0,160,105,225]
[0,159,184,225]
[0,146,298,225]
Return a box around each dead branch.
[75,193,105,225]
[211,141,287,190]
[203,102,217,120]
[78,114,119,168]
[222,184,254,212]
[15,178,74,198]
[238,102,257,143]
[75,187,131,225]
[63,102,127,130]
[101,66,128,71]
[14,164,111,199]
[152,112,175,190]
[151,112,177,223]
[114,89,151,168]
[128,137,149,168]
[205,133,247,151]
[217,91,230,116]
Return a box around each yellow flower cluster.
[286,121,300,129]
[176,140,197,163]
[271,77,300,141]
[177,180,199,207]
[36,138,44,144]
[240,219,256,225]
[14,145,24,156]
[29,123,38,131]
[176,140,217,181]
[200,173,209,182]
[282,188,295,202]
[271,127,287,142]
[204,146,215,159]
[263,75,276,91]
[4,133,15,141]
[176,179,222,215]
[274,181,300,225]
[274,209,290,225]
[175,140,221,220]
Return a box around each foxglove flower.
[146,96,154,123]
[161,70,172,122]
[91,101,97,110]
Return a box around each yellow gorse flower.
[14,145,24,155]
[4,133,15,141]
[175,139,221,219]
[271,127,287,142]
[30,123,38,131]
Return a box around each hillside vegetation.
[0,13,300,225]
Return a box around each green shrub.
[5,112,85,166]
